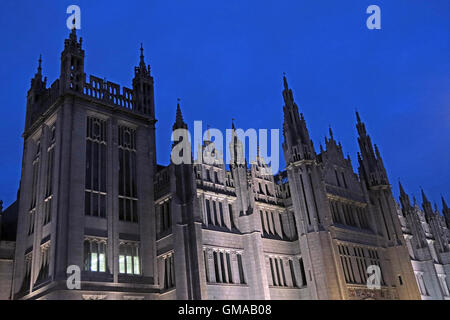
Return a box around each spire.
[328,126,334,140]
[356,111,367,136]
[134,43,150,77]
[421,188,429,205]
[442,196,449,212]
[173,98,187,130]
[399,180,406,197]
[139,43,145,68]
[398,180,411,211]
[282,73,295,106]
[37,55,42,75]
[283,72,289,91]
[356,110,361,123]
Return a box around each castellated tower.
[13,29,158,299]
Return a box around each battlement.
[83,75,134,110]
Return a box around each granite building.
[3,29,449,300]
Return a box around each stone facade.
[2,30,448,300]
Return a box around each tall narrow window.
[85,117,107,218]
[269,258,277,286]
[341,172,348,188]
[204,250,210,282]
[219,252,227,283]
[278,213,285,238]
[28,140,40,235]
[279,259,287,286]
[218,202,226,227]
[213,251,221,283]
[119,242,140,275]
[36,243,51,282]
[299,257,307,286]
[335,170,341,187]
[213,201,219,226]
[118,126,138,223]
[237,253,245,284]
[229,204,237,229]
[21,254,32,292]
[163,254,175,289]
[43,125,56,225]
[226,252,233,283]
[260,210,266,233]
[289,260,297,287]
[205,199,213,225]
[84,238,107,272]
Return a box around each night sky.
[0,0,448,209]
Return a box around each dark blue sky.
[0,0,448,209]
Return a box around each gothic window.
[218,202,226,227]
[229,204,237,229]
[265,184,270,196]
[214,171,219,184]
[289,259,297,287]
[118,126,138,223]
[219,252,227,282]
[269,257,290,287]
[338,245,356,284]
[44,124,56,225]
[28,139,40,235]
[266,211,274,235]
[438,275,449,297]
[213,200,219,225]
[204,250,210,282]
[205,199,213,225]
[21,253,32,292]
[84,238,107,272]
[226,252,233,283]
[28,210,35,236]
[299,257,307,286]
[119,242,140,275]
[278,212,285,238]
[163,254,175,289]
[237,253,245,284]
[279,259,287,286]
[270,212,277,236]
[207,249,243,284]
[36,242,51,281]
[341,172,348,188]
[85,117,107,218]
[415,272,428,296]
[335,170,341,187]
[213,251,221,283]
[160,200,171,232]
[269,258,277,286]
[260,210,266,234]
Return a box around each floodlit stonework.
[1,30,449,300]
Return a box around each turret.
[421,189,434,223]
[132,44,155,117]
[25,55,48,129]
[60,28,85,93]
[356,111,388,188]
[282,75,316,164]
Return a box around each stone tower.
[281,76,341,299]
[13,29,158,299]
